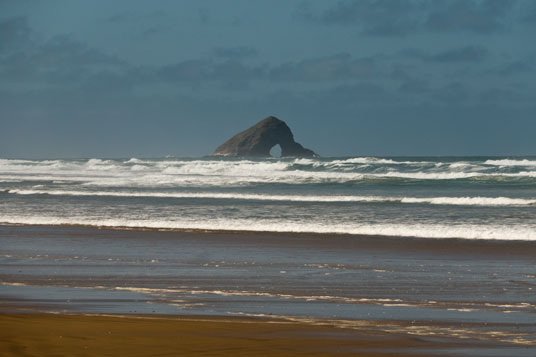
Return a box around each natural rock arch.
[269,144,282,157]
[212,116,317,158]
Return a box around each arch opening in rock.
[270,144,282,158]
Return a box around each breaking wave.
[1,215,535,241]
[1,157,536,187]
[6,189,536,207]
[2,156,535,241]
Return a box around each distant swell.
[6,189,536,207]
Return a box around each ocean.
[1,156,535,240]
[1,156,536,351]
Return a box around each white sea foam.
[2,170,534,189]
[6,189,536,207]
[1,215,535,241]
[485,159,536,167]
[2,157,535,241]
[330,157,434,165]
[1,157,535,188]
[400,196,536,206]
[113,286,412,306]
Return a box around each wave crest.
[6,189,536,207]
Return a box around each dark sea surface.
[1,157,536,353]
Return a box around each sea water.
[2,157,536,350]
[1,156,535,240]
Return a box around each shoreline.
[0,312,524,356]
[2,224,536,355]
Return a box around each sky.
[1,0,535,158]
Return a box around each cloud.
[398,78,430,94]
[1,35,126,85]
[0,16,530,109]
[298,0,516,35]
[270,53,380,81]
[0,17,131,90]
[298,0,422,36]
[425,0,516,34]
[478,87,526,103]
[140,26,165,37]
[0,18,263,92]
[0,16,33,53]
[213,46,258,60]
[428,46,488,62]
[485,60,532,76]
[158,60,212,82]
[322,82,388,104]
[400,45,488,63]
[103,10,168,24]
[103,12,132,23]
[158,59,265,88]
[433,82,471,103]
[198,8,210,24]
[38,35,125,67]
[521,1,536,23]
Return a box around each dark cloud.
[400,45,488,63]
[158,59,265,87]
[198,8,210,24]
[433,82,471,103]
[323,82,388,103]
[0,16,33,53]
[270,53,379,81]
[478,87,526,103]
[0,17,130,90]
[103,10,167,24]
[398,78,430,94]
[299,0,422,36]
[140,26,169,37]
[429,46,488,62]
[0,34,126,85]
[0,18,261,91]
[37,35,124,67]
[159,60,212,82]
[213,46,258,60]
[389,63,416,81]
[211,60,265,81]
[0,15,530,113]
[298,0,516,35]
[485,60,532,76]
[521,2,536,23]
[103,12,132,23]
[425,0,515,34]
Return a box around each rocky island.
[212,116,317,158]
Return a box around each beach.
[1,225,535,356]
[3,0,536,353]
[0,313,491,356]
[1,312,525,357]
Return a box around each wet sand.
[1,225,535,355]
[0,313,507,356]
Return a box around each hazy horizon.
[1,0,535,158]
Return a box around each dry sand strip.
[0,313,499,356]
